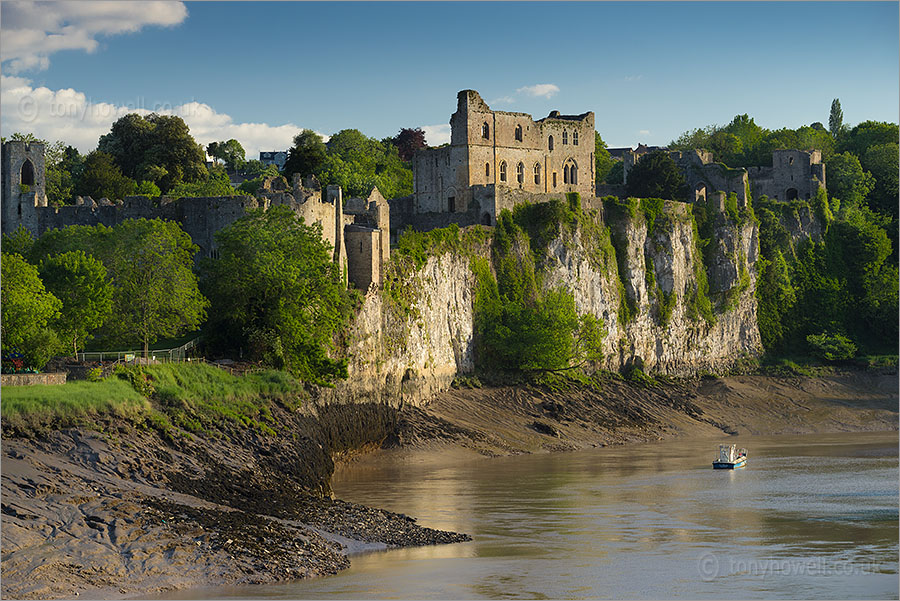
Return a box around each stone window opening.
[448,196,456,212]
[534,163,541,185]
[789,156,794,165]
[548,135,554,151]
[564,160,578,185]
[499,161,507,182]
[485,162,490,178]
[20,160,35,186]
[482,212,492,226]
[562,130,568,145]
[482,122,490,139]
[515,124,523,142]
[17,203,22,216]
[573,131,579,146]
[786,188,799,201]
[359,241,364,253]
[516,162,524,185]
[552,172,557,187]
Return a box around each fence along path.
[76,336,200,364]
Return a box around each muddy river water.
[162,431,898,599]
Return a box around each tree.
[38,251,113,356]
[605,161,624,185]
[168,164,236,198]
[103,219,208,357]
[1,253,62,369]
[282,129,327,180]
[208,139,245,172]
[2,226,35,256]
[625,150,687,200]
[839,121,899,158]
[201,206,354,383]
[825,152,874,207]
[393,127,426,161]
[595,133,615,183]
[241,159,279,179]
[829,99,843,139]
[861,143,899,219]
[77,151,137,200]
[98,113,206,193]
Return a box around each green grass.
[1,362,304,438]
[136,363,302,436]
[2,379,151,433]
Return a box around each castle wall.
[414,90,594,217]
[1,141,48,235]
[748,149,825,201]
[345,226,381,291]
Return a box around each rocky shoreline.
[2,369,897,599]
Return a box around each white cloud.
[625,75,643,82]
[515,84,560,99]
[0,75,306,160]
[421,124,450,146]
[1,1,188,73]
[489,96,516,105]
[638,129,651,137]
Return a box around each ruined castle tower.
[1,140,48,235]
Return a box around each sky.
[1,1,898,160]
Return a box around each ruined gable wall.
[749,150,825,201]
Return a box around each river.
[160,431,898,599]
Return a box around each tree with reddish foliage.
[393,128,426,162]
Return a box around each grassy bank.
[1,363,303,437]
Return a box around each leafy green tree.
[838,120,899,158]
[824,152,874,207]
[595,133,615,183]
[241,160,279,179]
[393,127,426,162]
[135,180,162,197]
[829,99,843,138]
[38,251,113,356]
[98,113,206,193]
[807,332,856,361]
[45,141,82,206]
[77,151,137,200]
[208,139,245,172]
[326,129,380,165]
[625,150,687,200]
[605,160,624,184]
[862,143,899,219]
[102,219,207,357]
[1,252,62,369]
[282,129,327,180]
[168,164,236,198]
[318,154,377,198]
[201,206,354,383]
[2,226,35,256]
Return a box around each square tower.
[1,140,48,236]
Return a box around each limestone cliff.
[324,199,762,407]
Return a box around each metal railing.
[77,336,200,364]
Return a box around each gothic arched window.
[534,163,541,185]
[499,161,507,182]
[516,162,524,184]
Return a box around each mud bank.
[0,403,468,600]
[382,370,898,459]
[2,370,896,599]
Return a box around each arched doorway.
[695,182,707,202]
[20,160,35,186]
[482,212,492,226]
[785,188,799,201]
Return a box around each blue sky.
[2,1,897,158]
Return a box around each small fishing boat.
[712,444,747,469]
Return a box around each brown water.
[162,431,899,599]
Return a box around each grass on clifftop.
[2,379,151,433]
[1,363,303,438]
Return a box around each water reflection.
[151,432,898,600]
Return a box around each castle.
[0,140,389,292]
[622,146,826,205]
[407,90,595,227]
[2,90,828,288]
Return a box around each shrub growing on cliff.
[473,210,606,373]
[806,332,857,362]
[201,206,355,384]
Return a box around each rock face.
[325,199,762,407]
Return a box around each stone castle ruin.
[0,141,389,292]
[395,90,595,232]
[623,145,826,206]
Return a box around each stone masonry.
[413,90,595,226]
[0,143,390,292]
